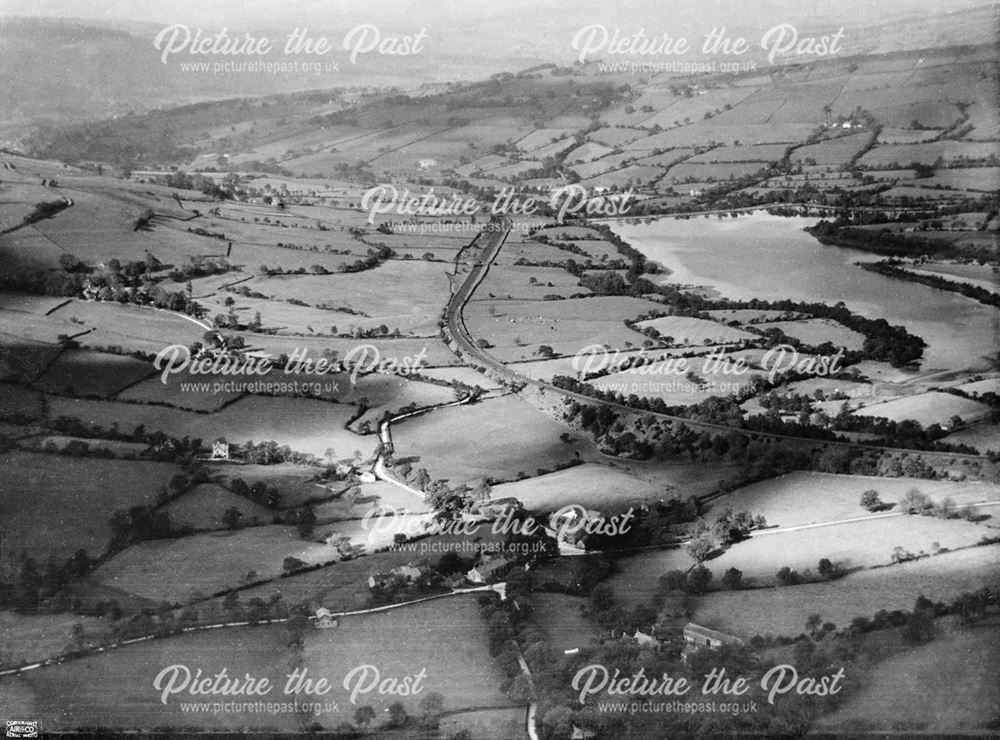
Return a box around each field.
[389,394,593,484]
[439,708,526,740]
[706,471,1000,530]
[465,296,663,362]
[489,463,661,512]
[0,626,300,731]
[0,451,178,560]
[92,525,340,603]
[816,620,1000,733]
[46,394,376,460]
[0,611,111,668]
[529,593,598,654]
[250,260,452,336]
[703,515,994,585]
[301,597,512,718]
[690,544,1000,638]
[632,316,756,346]
[32,350,152,398]
[163,483,275,530]
[754,318,865,350]
[852,390,991,427]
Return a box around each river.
[610,212,998,374]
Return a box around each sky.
[3,0,990,30]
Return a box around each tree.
[387,701,408,727]
[418,691,445,717]
[860,489,882,511]
[686,532,714,562]
[222,507,244,529]
[659,570,687,593]
[805,613,823,636]
[283,556,306,573]
[722,567,743,589]
[818,558,838,579]
[353,705,376,728]
[900,488,931,514]
[687,565,712,594]
[776,566,800,586]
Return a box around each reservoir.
[610,212,998,374]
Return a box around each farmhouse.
[368,562,426,589]
[681,623,744,664]
[211,439,230,460]
[466,555,511,584]
[633,629,661,651]
[314,607,338,629]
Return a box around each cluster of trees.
[0,549,92,613]
[229,478,282,509]
[239,439,318,466]
[685,507,767,562]
[807,219,966,259]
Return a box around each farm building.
[681,622,744,664]
[467,555,511,584]
[314,607,338,629]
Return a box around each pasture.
[302,597,512,716]
[0,451,178,560]
[389,394,591,485]
[692,544,1000,639]
[816,619,1000,733]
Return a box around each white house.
[466,556,510,584]
[314,607,338,629]
[681,623,744,664]
[211,439,230,460]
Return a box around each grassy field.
[706,471,1000,530]
[704,515,994,585]
[691,544,1000,638]
[92,525,339,603]
[389,394,591,485]
[32,350,152,398]
[301,597,513,720]
[47,394,376,460]
[0,451,178,560]
[252,260,451,336]
[633,316,755,346]
[0,625,300,731]
[0,611,112,668]
[852,390,991,427]
[754,318,865,350]
[163,483,275,530]
[816,619,1000,733]
[529,593,599,654]
[464,296,662,362]
[489,463,660,512]
[439,708,526,740]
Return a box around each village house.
[466,555,511,584]
[211,439,230,460]
[367,562,425,589]
[314,607,338,629]
[681,623,744,664]
[633,629,661,651]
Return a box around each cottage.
[633,629,661,651]
[314,607,338,629]
[681,623,744,664]
[358,471,377,484]
[467,556,511,584]
[368,562,425,589]
[211,439,230,460]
